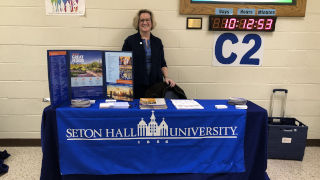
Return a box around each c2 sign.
[213,32,263,66]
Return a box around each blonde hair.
[133,9,157,31]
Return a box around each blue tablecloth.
[56,100,246,175]
[41,100,269,180]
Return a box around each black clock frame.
[209,15,277,32]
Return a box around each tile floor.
[267,147,320,180]
[0,146,319,180]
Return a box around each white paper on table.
[171,99,204,109]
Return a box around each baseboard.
[306,139,320,147]
[0,139,41,146]
[0,139,319,147]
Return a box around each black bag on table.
[144,82,187,99]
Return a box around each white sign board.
[213,32,264,66]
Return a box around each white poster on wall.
[45,0,86,15]
[212,32,264,66]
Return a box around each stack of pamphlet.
[139,98,167,109]
[71,98,91,108]
[227,97,248,109]
[100,101,130,109]
[171,99,204,110]
[111,102,130,109]
[228,97,247,105]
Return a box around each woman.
[122,9,176,99]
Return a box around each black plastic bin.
[267,89,308,161]
[268,117,308,160]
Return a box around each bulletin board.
[180,0,307,17]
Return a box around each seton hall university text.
[66,126,238,139]
[65,111,238,140]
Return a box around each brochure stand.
[47,50,134,106]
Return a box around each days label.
[282,137,292,144]
[215,8,233,15]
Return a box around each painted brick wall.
[0,0,319,138]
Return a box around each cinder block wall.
[0,0,319,139]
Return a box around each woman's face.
[139,13,152,33]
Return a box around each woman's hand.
[164,77,176,87]
[161,67,175,87]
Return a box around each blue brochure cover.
[69,50,104,99]
[47,50,70,106]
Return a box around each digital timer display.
[209,15,277,32]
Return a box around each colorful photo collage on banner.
[105,52,133,101]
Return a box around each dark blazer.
[122,32,167,86]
